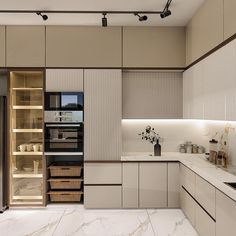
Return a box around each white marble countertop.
[121,152,236,202]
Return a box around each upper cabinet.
[46,69,83,92]
[46,26,122,67]
[224,0,236,40]
[6,26,45,67]
[0,26,5,67]
[183,39,236,121]
[186,0,224,65]
[123,71,183,119]
[123,27,186,68]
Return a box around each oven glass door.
[45,123,83,152]
[45,92,83,111]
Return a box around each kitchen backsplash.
[122,119,236,166]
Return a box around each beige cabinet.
[195,202,215,236]
[123,27,185,68]
[139,163,167,208]
[46,26,122,67]
[122,71,183,119]
[122,163,139,208]
[180,187,196,227]
[186,0,224,65]
[0,26,5,67]
[168,163,180,208]
[180,164,195,197]
[46,69,83,92]
[195,175,216,219]
[84,69,122,161]
[216,190,236,236]
[6,26,45,67]
[224,0,236,39]
[84,163,122,184]
[84,186,122,209]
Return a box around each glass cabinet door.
[9,71,44,206]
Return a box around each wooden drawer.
[84,163,122,184]
[195,203,215,236]
[84,185,122,208]
[195,175,216,218]
[180,187,196,227]
[48,191,83,202]
[49,164,82,177]
[48,179,83,190]
[180,164,196,197]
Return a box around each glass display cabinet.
[9,70,45,206]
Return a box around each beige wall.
[0,26,5,67]
[123,27,186,68]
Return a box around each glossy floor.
[0,205,198,236]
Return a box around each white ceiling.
[0,0,204,26]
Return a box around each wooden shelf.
[13,196,43,200]
[12,88,43,91]
[13,171,43,178]
[13,129,43,133]
[13,105,43,110]
[13,152,43,156]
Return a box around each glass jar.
[179,144,186,153]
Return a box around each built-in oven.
[45,92,83,111]
[44,123,83,152]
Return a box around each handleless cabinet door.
[180,164,196,197]
[195,175,216,219]
[139,163,167,208]
[46,26,122,67]
[216,190,236,236]
[6,26,45,67]
[46,69,83,92]
[195,203,215,236]
[84,69,122,161]
[0,26,5,67]
[122,163,139,208]
[180,187,196,227]
[168,163,180,208]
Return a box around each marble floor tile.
[0,209,64,236]
[147,209,199,236]
[53,208,154,236]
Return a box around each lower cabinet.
[139,163,168,208]
[180,187,196,227]
[216,190,236,236]
[195,203,216,236]
[122,163,139,208]
[84,186,122,209]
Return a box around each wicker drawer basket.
[48,179,83,189]
[48,191,83,202]
[49,164,82,177]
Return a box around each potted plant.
[138,125,161,156]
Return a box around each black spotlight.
[36,12,48,21]
[134,13,148,22]
[160,9,171,18]
[102,13,107,27]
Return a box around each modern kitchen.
[1,0,236,235]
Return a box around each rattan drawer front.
[48,191,83,202]
[49,165,82,177]
[48,179,83,189]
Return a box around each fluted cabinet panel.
[0,26,5,67]
[46,69,83,92]
[84,69,122,161]
[123,71,183,119]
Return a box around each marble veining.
[0,206,198,236]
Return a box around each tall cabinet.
[9,70,45,206]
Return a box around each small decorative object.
[138,125,161,156]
